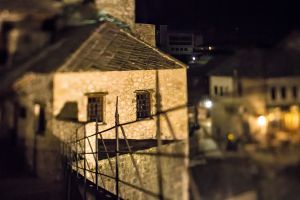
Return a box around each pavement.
[189,138,300,200]
[0,178,63,200]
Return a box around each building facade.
[157,25,203,63]
[0,1,189,200]
[208,37,300,144]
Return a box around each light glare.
[258,116,266,126]
[205,101,212,108]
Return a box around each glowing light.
[34,104,40,116]
[1,10,9,18]
[228,134,234,140]
[205,100,212,108]
[209,46,212,50]
[258,116,266,126]
[192,57,196,60]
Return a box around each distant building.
[157,25,203,63]
[208,32,300,144]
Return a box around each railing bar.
[67,104,189,144]
[95,118,99,192]
[70,166,167,199]
[78,151,188,158]
[69,126,116,144]
[75,129,79,200]
[120,125,148,200]
[98,132,115,176]
[83,126,87,200]
[76,129,79,178]
[162,113,177,140]
[86,137,97,162]
[115,96,120,199]
[156,70,164,200]
[118,179,171,200]
[77,138,95,183]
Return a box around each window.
[171,48,174,51]
[238,82,242,97]
[184,48,188,51]
[179,36,192,41]
[220,86,223,96]
[20,107,26,118]
[214,86,218,95]
[179,42,191,45]
[180,48,183,51]
[87,95,104,122]
[225,87,229,95]
[136,92,151,119]
[271,87,276,100]
[169,36,179,41]
[176,48,179,51]
[281,87,286,99]
[35,104,46,135]
[292,86,297,99]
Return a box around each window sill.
[87,122,107,125]
[137,117,154,121]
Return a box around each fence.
[61,96,201,199]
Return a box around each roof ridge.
[119,29,187,68]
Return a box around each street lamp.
[205,100,212,108]
[258,116,266,126]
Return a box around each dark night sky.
[136,0,299,34]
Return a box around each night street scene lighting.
[1,0,300,200]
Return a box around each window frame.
[136,91,151,119]
[214,86,218,95]
[281,87,286,99]
[87,94,105,123]
[220,86,223,96]
[271,87,276,100]
[34,103,46,136]
[292,86,297,99]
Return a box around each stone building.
[208,32,300,144]
[0,1,189,200]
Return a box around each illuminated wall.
[53,69,188,140]
[53,68,189,200]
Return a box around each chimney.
[135,23,156,46]
[95,0,135,31]
[159,25,167,47]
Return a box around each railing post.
[115,97,120,199]
[95,118,99,197]
[76,128,79,200]
[76,129,78,178]
[84,127,87,200]
[156,70,164,200]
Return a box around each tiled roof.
[0,22,186,93]
[57,22,185,72]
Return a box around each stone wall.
[12,73,61,180]
[135,23,156,46]
[55,121,189,200]
[53,68,189,199]
[72,140,188,200]
[53,69,188,140]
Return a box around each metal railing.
[61,72,201,200]
[61,101,202,200]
